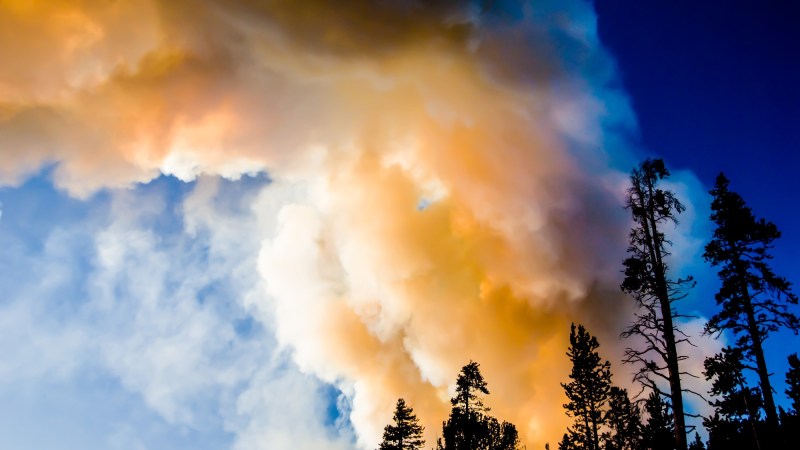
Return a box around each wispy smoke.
[0,1,703,447]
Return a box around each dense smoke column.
[0,1,643,448]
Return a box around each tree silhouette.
[703,173,800,435]
[702,347,761,450]
[687,433,705,450]
[561,324,612,450]
[620,158,694,450]
[558,433,574,450]
[438,361,519,450]
[454,361,490,418]
[378,398,425,450]
[782,353,800,444]
[485,418,521,450]
[786,353,800,414]
[602,387,642,450]
[641,392,675,450]
[440,360,489,450]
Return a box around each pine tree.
[378,398,425,450]
[785,353,800,414]
[558,433,575,450]
[484,418,521,450]
[438,361,519,450]
[702,347,762,450]
[561,324,613,450]
[440,360,490,450]
[703,173,800,434]
[454,361,490,418]
[602,386,642,450]
[782,353,800,445]
[641,392,675,450]
[620,159,694,450]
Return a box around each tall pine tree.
[439,360,490,450]
[620,159,694,450]
[438,361,519,450]
[560,324,613,450]
[378,398,425,450]
[703,173,799,434]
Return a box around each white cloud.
[0,176,356,449]
[227,362,355,450]
[677,318,727,431]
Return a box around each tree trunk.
[590,404,600,450]
[744,292,779,432]
[466,396,471,450]
[650,218,687,450]
[660,296,688,450]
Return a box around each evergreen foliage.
[453,361,490,417]
[702,347,762,450]
[561,324,613,450]
[378,398,425,450]
[782,354,800,445]
[620,158,694,450]
[438,361,520,450]
[641,392,675,450]
[703,173,800,432]
[602,387,642,450]
[558,433,575,450]
[786,353,800,414]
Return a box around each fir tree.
[440,360,490,450]
[379,398,425,450]
[702,347,762,450]
[438,361,519,450]
[454,361,490,418]
[602,386,642,450]
[786,353,800,414]
[703,173,800,434]
[641,392,675,450]
[561,324,613,450]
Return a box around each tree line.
[376,159,799,450]
[378,360,520,450]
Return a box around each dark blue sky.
[595,0,800,393]
[596,1,799,258]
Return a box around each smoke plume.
[0,1,660,447]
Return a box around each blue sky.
[0,172,358,449]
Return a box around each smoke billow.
[0,0,646,447]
